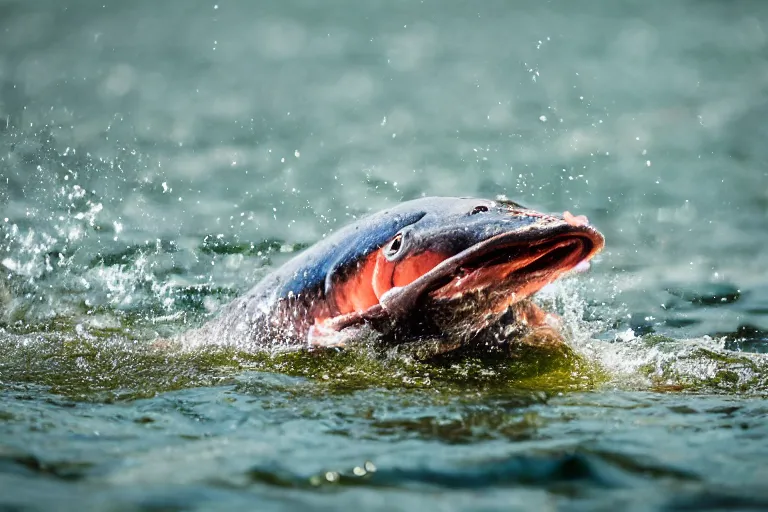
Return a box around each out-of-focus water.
[1,1,767,510]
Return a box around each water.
[1,0,767,510]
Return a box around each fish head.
[324,197,604,343]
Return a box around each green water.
[1,1,768,510]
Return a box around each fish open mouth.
[431,231,601,300]
[378,222,604,314]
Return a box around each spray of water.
[542,269,768,393]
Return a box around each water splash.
[537,271,768,394]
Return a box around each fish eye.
[470,205,489,215]
[384,233,404,259]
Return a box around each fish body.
[191,197,604,359]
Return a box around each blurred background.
[2,0,767,342]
